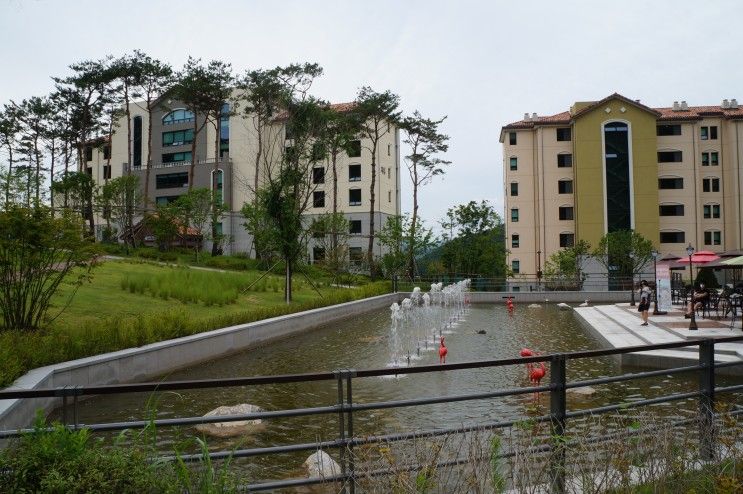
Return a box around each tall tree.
[99,175,142,251]
[132,51,173,207]
[108,54,143,176]
[50,172,96,237]
[0,105,23,208]
[401,111,450,278]
[15,97,54,207]
[353,87,401,277]
[377,214,435,278]
[591,230,653,287]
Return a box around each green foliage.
[0,206,99,330]
[490,435,506,493]
[543,239,591,289]
[97,175,141,250]
[695,267,720,289]
[377,214,434,278]
[592,229,654,279]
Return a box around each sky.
[2,0,743,235]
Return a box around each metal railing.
[395,273,637,292]
[1,336,742,492]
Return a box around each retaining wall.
[467,291,631,304]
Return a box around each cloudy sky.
[2,0,742,234]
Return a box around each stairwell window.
[658,151,682,163]
[557,153,572,168]
[313,191,325,208]
[349,189,361,206]
[509,157,518,171]
[510,182,518,196]
[704,231,722,246]
[701,126,718,140]
[511,260,520,274]
[703,204,721,219]
[511,234,519,248]
[559,233,575,248]
[660,231,686,243]
[509,132,517,145]
[558,206,573,220]
[348,164,361,182]
[510,208,519,222]
[349,220,362,234]
[658,177,683,189]
[558,179,573,194]
[556,128,571,141]
[702,152,719,166]
[659,204,684,216]
[703,177,720,192]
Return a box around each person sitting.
[685,283,710,318]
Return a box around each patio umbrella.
[676,251,721,264]
[722,255,743,266]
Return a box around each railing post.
[334,370,348,494]
[346,370,357,494]
[699,339,716,461]
[549,355,567,494]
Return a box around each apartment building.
[84,93,400,264]
[500,93,743,280]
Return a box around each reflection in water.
[55,304,741,481]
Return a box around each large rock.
[304,450,341,479]
[195,404,264,438]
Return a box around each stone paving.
[574,302,743,373]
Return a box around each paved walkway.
[574,302,743,374]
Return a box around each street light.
[687,243,697,331]
[629,251,636,306]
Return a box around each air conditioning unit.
[680,101,688,110]
[731,99,739,109]
[524,113,530,121]
[672,101,680,111]
[722,99,730,109]
[531,112,538,119]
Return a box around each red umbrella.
[677,251,721,264]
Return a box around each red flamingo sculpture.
[506,297,514,314]
[520,348,536,378]
[439,336,448,364]
[529,362,546,385]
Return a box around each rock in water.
[567,386,597,396]
[476,330,487,335]
[528,304,542,308]
[304,450,341,479]
[195,404,264,438]
[557,303,571,311]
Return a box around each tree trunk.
[367,132,378,279]
[407,163,419,278]
[49,138,55,212]
[33,132,41,207]
[211,114,222,257]
[4,145,13,207]
[331,150,338,258]
[253,118,262,198]
[124,83,132,175]
[285,259,292,303]
[189,117,197,190]
[144,103,153,208]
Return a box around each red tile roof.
[503,94,743,130]
[274,101,357,121]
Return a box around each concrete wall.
[0,293,402,432]
[467,291,631,303]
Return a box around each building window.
[349,220,362,234]
[212,169,224,204]
[347,140,361,158]
[510,208,519,222]
[658,177,683,189]
[556,127,571,141]
[387,143,391,156]
[660,231,686,243]
[349,189,361,206]
[604,121,631,231]
[703,177,720,192]
[510,182,518,196]
[103,165,111,180]
[703,204,721,219]
[133,116,142,169]
[85,146,93,162]
[509,157,518,171]
[313,191,325,208]
[220,103,229,157]
[511,260,520,274]
[388,190,391,203]
[704,231,722,246]
[162,109,195,125]
[313,247,325,264]
[701,126,718,140]
[558,180,573,194]
[156,172,188,189]
[162,129,194,147]
[659,204,684,216]
[701,151,719,166]
[559,206,574,220]
[155,195,181,205]
[349,247,364,267]
[658,151,683,163]
[559,233,575,248]
[348,164,361,182]
[557,153,573,168]
[85,166,92,176]
[512,286,521,292]
[657,124,682,136]
[511,234,519,248]
[509,132,517,145]
[313,167,325,184]
[103,145,110,160]
[162,151,192,164]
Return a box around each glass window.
[349,220,362,234]
[660,231,686,243]
[313,167,325,184]
[559,206,574,220]
[701,127,708,140]
[658,177,683,189]
[658,151,683,163]
[701,151,717,166]
[155,195,182,205]
[156,172,189,189]
[103,145,110,160]
[711,152,719,166]
[659,204,684,216]
[560,233,575,248]
[556,128,571,141]
[388,190,391,203]
[509,157,518,171]
[103,165,111,180]
[162,152,192,164]
[313,191,325,208]
[313,247,325,264]
[85,146,93,162]
[510,182,518,196]
[604,122,630,231]
[347,140,361,158]
[212,169,224,204]
[511,260,520,274]
[348,164,361,182]
[703,204,721,219]
[657,124,682,136]
[558,180,573,194]
[349,247,364,266]
[701,126,718,140]
[510,208,519,222]
[220,103,229,157]
[511,234,519,248]
[703,178,720,192]
[509,132,517,145]
[162,109,195,125]
[557,154,572,167]
[704,231,722,246]
[349,189,361,206]
[162,129,194,147]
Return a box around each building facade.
[84,94,401,265]
[500,93,743,281]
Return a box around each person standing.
[638,280,651,326]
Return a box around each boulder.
[567,386,597,396]
[528,304,542,308]
[304,450,341,479]
[195,404,264,438]
[557,303,571,311]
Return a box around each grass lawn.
[0,259,390,387]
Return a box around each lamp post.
[687,243,697,331]
[629,251,636,306]
[651,249,664,315]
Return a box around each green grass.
[0,259,391,387]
